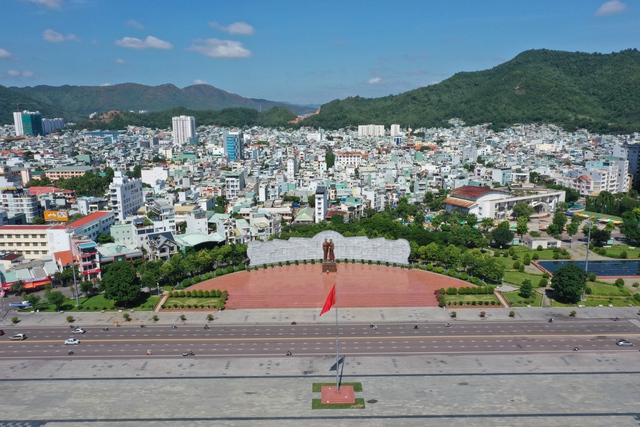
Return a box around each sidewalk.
[2,304,639,328]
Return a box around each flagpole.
[334,279,339,392]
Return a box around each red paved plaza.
[188,264,471,309]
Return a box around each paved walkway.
[3,304,639,328]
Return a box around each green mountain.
[0,85,67,126]
[302,49,640,133]
[69,106,298,131]
[5,83,315,123]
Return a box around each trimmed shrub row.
[169,290,227,298]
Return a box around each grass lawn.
[582,297,639,307]
[312,398,366,409]
[164,297,224,309]
[502,290,542,307]
[587,281,630,296]
[600,244,639,259]
[577,211,623,221]
[19,293,160,313]
[503,270,545,286]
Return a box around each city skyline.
[0,0,638,106]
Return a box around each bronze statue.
[322,238,329,262]
[328,239,335,262]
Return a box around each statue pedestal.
[322,262,337,273]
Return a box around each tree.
[307,195,315,208]
[512,202,534,219]
[551,263,587,303]
[32,216,45,225]
[621,208,640,242]
[481,217,494,231]
[102,261,140,306]
[466,214,478,227]
[591,228,611,247]
[516,216,529,238]
[47,290,67,310]
[10,280,24,295]
[80,280,94,296]
[491,226,514,248]
[519,280,533,298]
[566,222,579,240]
[552,210,567,234]
[96,233,115,244]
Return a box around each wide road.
[1,319,638,360]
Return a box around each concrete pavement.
[2,304,639,329]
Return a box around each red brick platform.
[188,264,471,309]
[321,385,355,404]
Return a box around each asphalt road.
[2,319,638,360]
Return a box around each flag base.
[322,262,337,273]
[321,385,355,404]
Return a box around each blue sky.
[1,0,638,106]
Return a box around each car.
[71,327,86,334]
[9,333,27,341]
[64,338,80,345]
[0,329,4,336]
[616,339,633,346]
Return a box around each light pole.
[583,220,593,301]
[67,228,80,307]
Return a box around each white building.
[390,124,401,137]
[171,115,196,146]
[357,125,385,137]
[315,186,328,223]
[108,171,144,222]
[335,152,363,168]
[141,166,170,187]
[285,157,298,180]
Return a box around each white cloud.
[22,71,34,77]
[43,29,79,43]
[595,0,628,16]
[8,70,20,76]
[115,58,127,64]
[115,36,173,49]
[187,39,252,58]
[101,83,111,86]
[43,29,64,43]
[126,20,144,29]
[192,79,207,85]
[0,48,11,58]
[209,21,255,35]
[24,0,62,9]
[368,77,382,84]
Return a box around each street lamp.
[583,220,594,301]
[67,228,80,307]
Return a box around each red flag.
[320,284,336,316]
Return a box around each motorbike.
[182,350,195,356]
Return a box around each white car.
[71,328,85,334]
[64,338,80,345]
[9,333,27,341]
[616,339,633,346]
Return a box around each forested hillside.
[301,49,640,133]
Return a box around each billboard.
[44,210,69,222]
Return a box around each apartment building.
[109,171,143,222]
[45,166,96,182]
[171,115,196,146]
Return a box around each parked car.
[616,339,633,346]
[71,328,86,334]
[64,338,80,345]
[9,333,27,340]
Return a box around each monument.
[322,238,337,273]
[247,230,410,267]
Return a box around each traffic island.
[312,382,365,409]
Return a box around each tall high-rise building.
[108,171,143,222]
[171,115,196,145]
[13,111,43,136]
[315,186,328,223]
[224,131,244,162]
